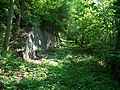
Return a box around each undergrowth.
[0,47,120,90]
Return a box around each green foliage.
[0,1,8,47]
[65,0,116,51]
[104,49,120,80]
[1,47,120,90]
[0,0,120,89]
[19,0,68,33]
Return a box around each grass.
[0,47,120,90]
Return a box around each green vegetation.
[0,46,120,90]
[0,0,120,89]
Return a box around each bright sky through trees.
[93,0,100,3]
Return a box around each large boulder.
[11,27,60,60]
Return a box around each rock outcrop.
[11,27,60,60]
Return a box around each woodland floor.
[0,46,120,90]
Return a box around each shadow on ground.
[2,47,120,90]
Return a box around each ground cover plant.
[0,46,120,90]
[0,0,120,90]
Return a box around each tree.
[3,0,14,50]
[114,0,120,50]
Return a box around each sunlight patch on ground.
[42,59,63,67]
[24,58,46,64]
[45,60,59,66]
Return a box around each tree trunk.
[115,0,120,50]
[12,0,24,38]
[15,2,21,31]
[116,30,120,50]
[3,0,14,50]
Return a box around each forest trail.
[0,0,120,89]
[0,47,120,90]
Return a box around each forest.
[0,0,120,89]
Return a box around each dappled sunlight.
[1,47,120,89]
[0,0,120,89]
[43,60,59,67]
